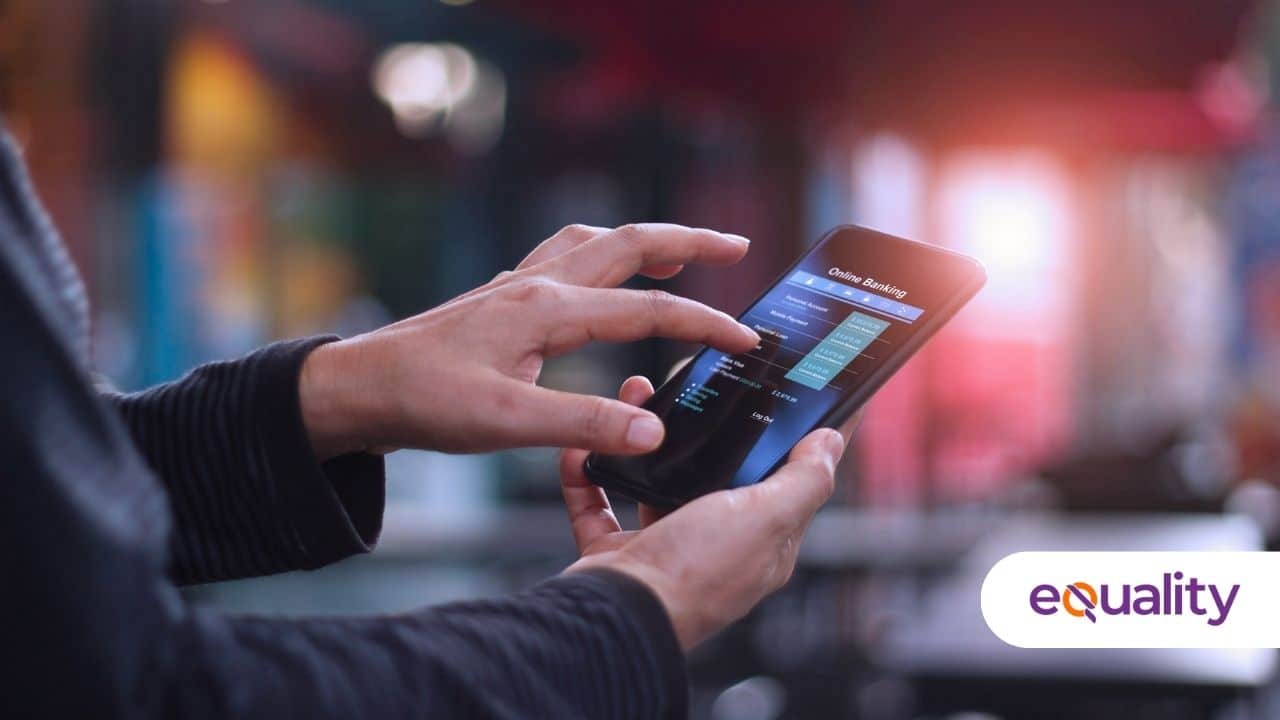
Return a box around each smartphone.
[584,224,986,507]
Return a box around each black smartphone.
[584,224,986,507]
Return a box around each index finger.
[538,223,750,288]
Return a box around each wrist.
[567,553,707,651]
[299,340,370,461]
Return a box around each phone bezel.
[584,224,987,507]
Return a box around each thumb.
[755,428,844,526]
[502,383,665,454]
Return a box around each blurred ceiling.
[499,0,1264,150]
[187,0,1266,153]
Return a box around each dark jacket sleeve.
[181,570,687,719]
[1,260,689,720]
[102,337,386,584]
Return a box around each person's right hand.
[560,376,862,650]
[298,223,759,461]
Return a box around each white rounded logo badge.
[981,552,1278,648]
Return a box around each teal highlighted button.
[784,311,889,390]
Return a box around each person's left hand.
[559,374,865,649]
[299,223,760,460]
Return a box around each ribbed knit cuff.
[546,569,689,719]
[253,336,386,569]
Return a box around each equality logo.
[1028,572,1239,627]
[981,552,1269,648]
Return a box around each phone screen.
[586,225,984,505]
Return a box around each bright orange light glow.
[855,149,1078,505]
[940,152,1073,339]
[957,179,1059,274]
[852,132,924,239]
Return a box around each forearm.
[179,571,686,719]
[105,337,385,583]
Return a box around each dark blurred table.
[374,505,998,571]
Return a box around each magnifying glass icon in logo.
[1063,582,1098,623]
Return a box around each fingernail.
[823,429,845,463]
[626,415,665,450]
[739,323,761,344]
[726,233,751,246]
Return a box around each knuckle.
[763,509,793,538]
[491,269,517,284]
[813,463,837,499]
[613,223,650,249]
[504,277,559,304]
[788,456,839,507]
[796,458,836,494]
[641,289,676,318]
[557,223,595,241]
[774,560,797,591]
[578,395,612,441]
[491,387,520,417]
[772,535,800,589]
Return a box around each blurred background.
[5,0,1280,717]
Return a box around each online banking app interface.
[605,233,939,500]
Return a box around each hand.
[298,224,760,460]
[560,375,864,650]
